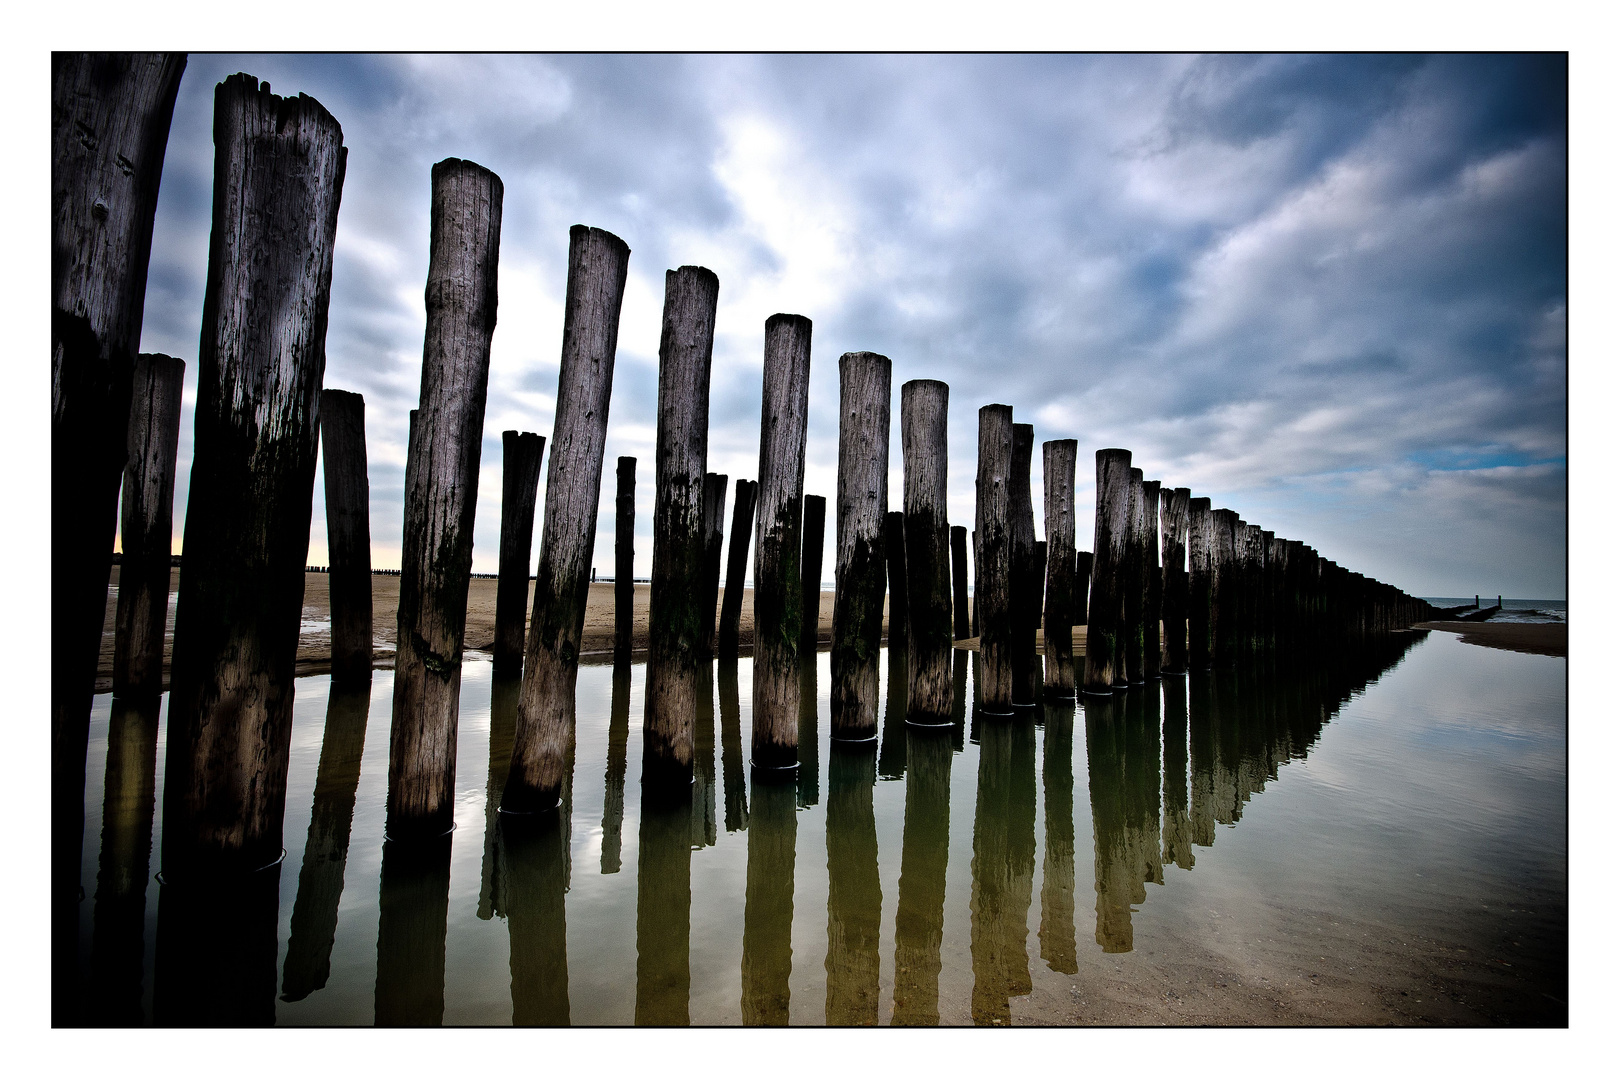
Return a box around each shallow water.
[68,631,1566,1026]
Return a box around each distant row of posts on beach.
[52,54,1434,978]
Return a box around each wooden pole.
[701,472,729,659]
[753,312,813,763]
[901,378,952,723]
[1076,551,1092,626]
[493,430,545,677]
[1083,449,1131,695]
[1042,439,1077,698]
[831,351,891,741]
[1123,468,1147,685]
[614,457,635,659]
[1187,498,1213,669]
[974,404,1015,712]
[1211,509,1240,666]
[643,266,720,786]
[799,495,827,655]
[884,510,909,651]
[719,480,758,657]
[1143,479,1162,680]
[319,389,374,685]
[163,74,347,875]
[1009,423,1039,705]
[113,353,184,697]
[1160,486,1190,673]
[951,525,972,642]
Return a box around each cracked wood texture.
[113,353,184,698]
[1123,468,1147,685]
[1083,449,1132,695]
[506,225,630,813]
[1009,423,1039,705]
[1143,479,1162,678]
[901,378,951,723]
[753,313,812,764]
[831,351,891,740]
[1187,497,1214,669]
[974,405,1014,712]
[615,457,636,658]
[320,389,373,685]
[493,430,545,676]
[164,73,346,875]
[951,525,972,641]
[1041,439,1077,698]
[1161,486,1191,673]
[799,495,827,655]
[644,266,719,784]
[700,473,729,660]
[387,158,501,838]
[720,479,757,658]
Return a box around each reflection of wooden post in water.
[1123,469,1147,685]
[1009,424,1039,706]
[615,457,636,659]
[1161,675,1194,871]
[719,480,757,657]
[374,834,453,1026]
[114,354,185,697]
[952,649,968,752]
[154,867,282,1025]
[1160,487,1190,674]
[1187,672,1216,848]
[832,351,891,740]
[692,660,718,848]
[635,785,694,1025]
[799,495,827,655]
[742,776,797,1025]
[892,726,953,1026]
[320,389,373,684]
[164,75,347,877]
[1039,700,1078,974]
[797,657,821,809]
[824,742,881,1025]
[643,267,719,787]
[1041,440,1078,698]
[493,430,545,676]
[975,405,1014,712]
[600,662,632,873]
[386,159,501,840]
[53,57,185,1013]
[1135,684,1166,888]
[1083,450,1132,695]
[884,510,909,651]
[701,472,729,658]
[951,525,972,641]
[1187,498,1213,669]
[968,713,1038,1024]
[901,379,952,721]
[497,815,571,1026]
[88,699,161,1023]
[506,226,630,812]
[1084,695,1133,952]
[878,644,909,780]
[479,675,522,917]
[755,314,813,757]
[719,659,750,830]
[1143,479,1162,678]
[281,681,372,1001]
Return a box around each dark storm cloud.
[136,54,1565,598]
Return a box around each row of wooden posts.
[54,60,1434,905]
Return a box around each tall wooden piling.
[951,525,972,641]
[320,389,374,685]
[1009,424,1039,705]
[643,266,720,784]
[885,511,909,651]
[719,479,758,657]
[1187,498,1214,669]
[1143,479,1162,679]
[1211,509,1240,666]
[901,378,952,723]
[163,74,347,876]
[975,405,1015,712]
[1083,450,1132,695]
[831,352,891,741]
[614,457,636,658]
[1042,440,1078,698]
[754,313,813,764]
[113,353,184,697]
[1123,468,1147,685]
[800,495,827,654]
[386,158,502,840]
[493,431,545,677]
[1160,487,1190,673]
[701,472,729,658]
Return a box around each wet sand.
[1413,621,1566,658]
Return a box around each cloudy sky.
[131,53,1566,599]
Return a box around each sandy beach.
[1412,620,1566,658]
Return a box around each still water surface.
[72,630,1565,1025]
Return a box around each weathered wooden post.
[382,159,501,841]
[884,511,909,652]
[901,379,952,723]
[493,430,545,676]
[1122,468,1147,685]
[719,479,758,657]
[1083,449,1132,695]
[799,494,827,654]
[614,457,636,659]
[831,351,891,741]
[1187,498,1213,668]
[975,405,1015,712]
[1160,487,1190,673]
[1211,509,1240,666]
[1076,550,1092,626]
[754,313,813,765]
[971,529,981,639]
[701,472,729,658]
[1143,479,1162,679]
[319,389,373,685]
[643,266,720,786]
[951,525,971,641]
[1009,424,1039,705]
[1042,440,1077,698]
[163,74,347,877]
[113,353,184,697]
